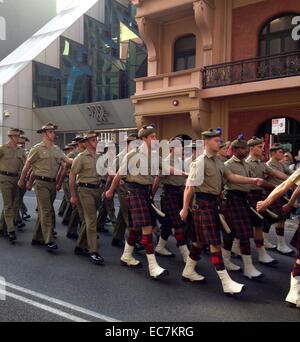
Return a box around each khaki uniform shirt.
[160,155,186,187]
[28,142,66,178]
[64,150,79,176]
[0,144,26,179]
[225,156,252,192]
[121,145,162,186]
[71,149,100,185]
[245,155,273,191]
[189,152,231,195]
[111,149,127,178]
[266,158,292,186]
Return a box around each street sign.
[272,118,286,135]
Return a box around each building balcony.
[132,0,195,20]
[133,68,202,100]
[201,51,300,98]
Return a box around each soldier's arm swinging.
[57,164,69,192]
[69,171,78,206]
[257,178,295,212]
[283,186,300,214]
[18,160,32,189]
[105,172,122,200]
[270,169,289,181]
[180,186,194,222]
[152,176,160,198]
[227,173,263,186]
[63,156,73,166]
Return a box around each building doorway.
[256,117,300,156]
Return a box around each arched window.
[259,13,300,56]
[174,34,196,72]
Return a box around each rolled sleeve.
[27,148,39,165]
[71,155,82,175]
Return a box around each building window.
[61,37,92,106]
[127,40,148,96]
[259,14,300,56]
[174,34,196,72]
[33,62,61,108]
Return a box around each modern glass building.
[0,0,147,146]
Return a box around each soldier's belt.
[163,184,185,192]
[35,176,56,183]
[195,193,218,202]
[78,183,100,189]
[127,182,151,190]
[226,190,248,198]
[0,170,18,177]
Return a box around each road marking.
[0,280,121,322]
[0,290,89,322]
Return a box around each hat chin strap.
[45,130,55,143]
[86,139,96,151]
[9,135,19,147]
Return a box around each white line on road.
[0,290,89,322]
[0,280,121,322]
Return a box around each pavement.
[0,191,299,322]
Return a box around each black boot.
[89,253,105,266]
[9,232,17,244]
[46,242,58,252]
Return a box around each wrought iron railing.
[202,51,300,89]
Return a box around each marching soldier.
[0,128,26,243]
[18,123,72,252]
[97,144,117,234]
[180,129,263,295]
[58,143,76,227]
[221,138,263,279]
[245,137,288,265]
[70,131,104,266]
[66,135,86,239]
[14,135,30,230]
[109,133,140,248]
[217,141,228,162]
[264,143,294,254]
[154,136,190,263]
[257,171,300,309]
[106,124,186,279]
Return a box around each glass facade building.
[32,0,147,108]
[33,62,61,108]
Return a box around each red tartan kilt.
[160,190,184,230]
[192,199,222,246]
[290,223,300,258]
[247,191,263,208]
[127,188,156,229]
[221,196,253,243]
